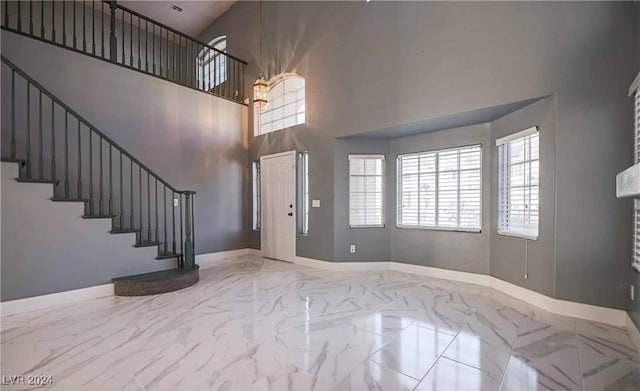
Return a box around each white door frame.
[260,150,297,262]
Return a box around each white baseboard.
[1,283,114,317]
[196,248,250,270]
[292,256,628,328]
[1,248,253,316]
[626,313,640,352]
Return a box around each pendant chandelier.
[253,0,268,108]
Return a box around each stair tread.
[134,242,162,248]
[110,229,140,234]
[82,214,117,219]
[156,253,181,260]
[16,177,57,184]
[1,158,26,165]
[51,197,90,202]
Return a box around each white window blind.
[397,145,482,231]
[497,127,539,239]
[349,155,385,227]
[633,89,640,271]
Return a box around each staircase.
[1,0,247,104]
[1,55,199,296]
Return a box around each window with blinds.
[301,151,309,234]
[497,127,539,239]
[397,145,482,231]
[349,155,385,227]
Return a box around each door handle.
[288,212,293,216]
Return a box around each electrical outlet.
[173,198,179,207]
[349,245,356,254]
[631,284,635,301]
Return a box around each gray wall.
[389,124,491,275]
[203,1,636,310]
[1,31,249,256]
[1,163,174,301]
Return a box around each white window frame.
[255,74,305,136]
[300,151,309,235]
[349,155,385,228]
[196,36,227,90]
[252,161,260,231]
[497,127,539,240]
[631,76,640,272]
[397,144,483,232]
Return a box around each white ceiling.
[118,1,235,37]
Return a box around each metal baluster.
[82,0,86,51]
[89,131,93,213]
[211,46,215,91]
[155,178,158,242]
[108,145,112,214]
[108,1,116,62]
[145,20,148,72]
[130,159,133,227]
[152,24,155,74]
[38,91,43,179]
[39,1,44,37]
[158,26,161,75]
[29,0,33,35]
[119,152,123,227]
[51,100,56,180]
[92,0,95,54]
[164,187,167,253]
[17,0,21,31]
[52,0,56,42]
[100,1,104,57]
[77,119,82,197]
[129,12,133,66]
[99,137,103,214]
[64,111,69,198]
[10,70,15,159]
[26,82,31,178]
[63,0,68,46]
[147,173,151,242]
[3,0,8,28]
[72,0,76,48]
[137,16,141,69]
[192,194,196,260]
[121,8,125,63]
[172,191,176,254]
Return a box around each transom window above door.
[255,74,306,135]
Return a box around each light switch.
[174,198,179,207]
[312,199,320,208]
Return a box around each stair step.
[112,265,199,296]
[1,158,26,165]
[16,177,58,184]
[156,253,181,260]
[134,242,162,248]
[51,197,90,202]
[110,229,140,234]
[82,214,116,219]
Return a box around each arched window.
[256,74,305,135]
[196,36,227,90]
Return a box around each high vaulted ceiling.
[118,1,235,37]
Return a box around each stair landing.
[112,265,199,296]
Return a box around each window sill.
[497,231,538,241]
[396,225,481,234]
[349,224,385,229]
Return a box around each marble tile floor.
[1,255,639,391]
